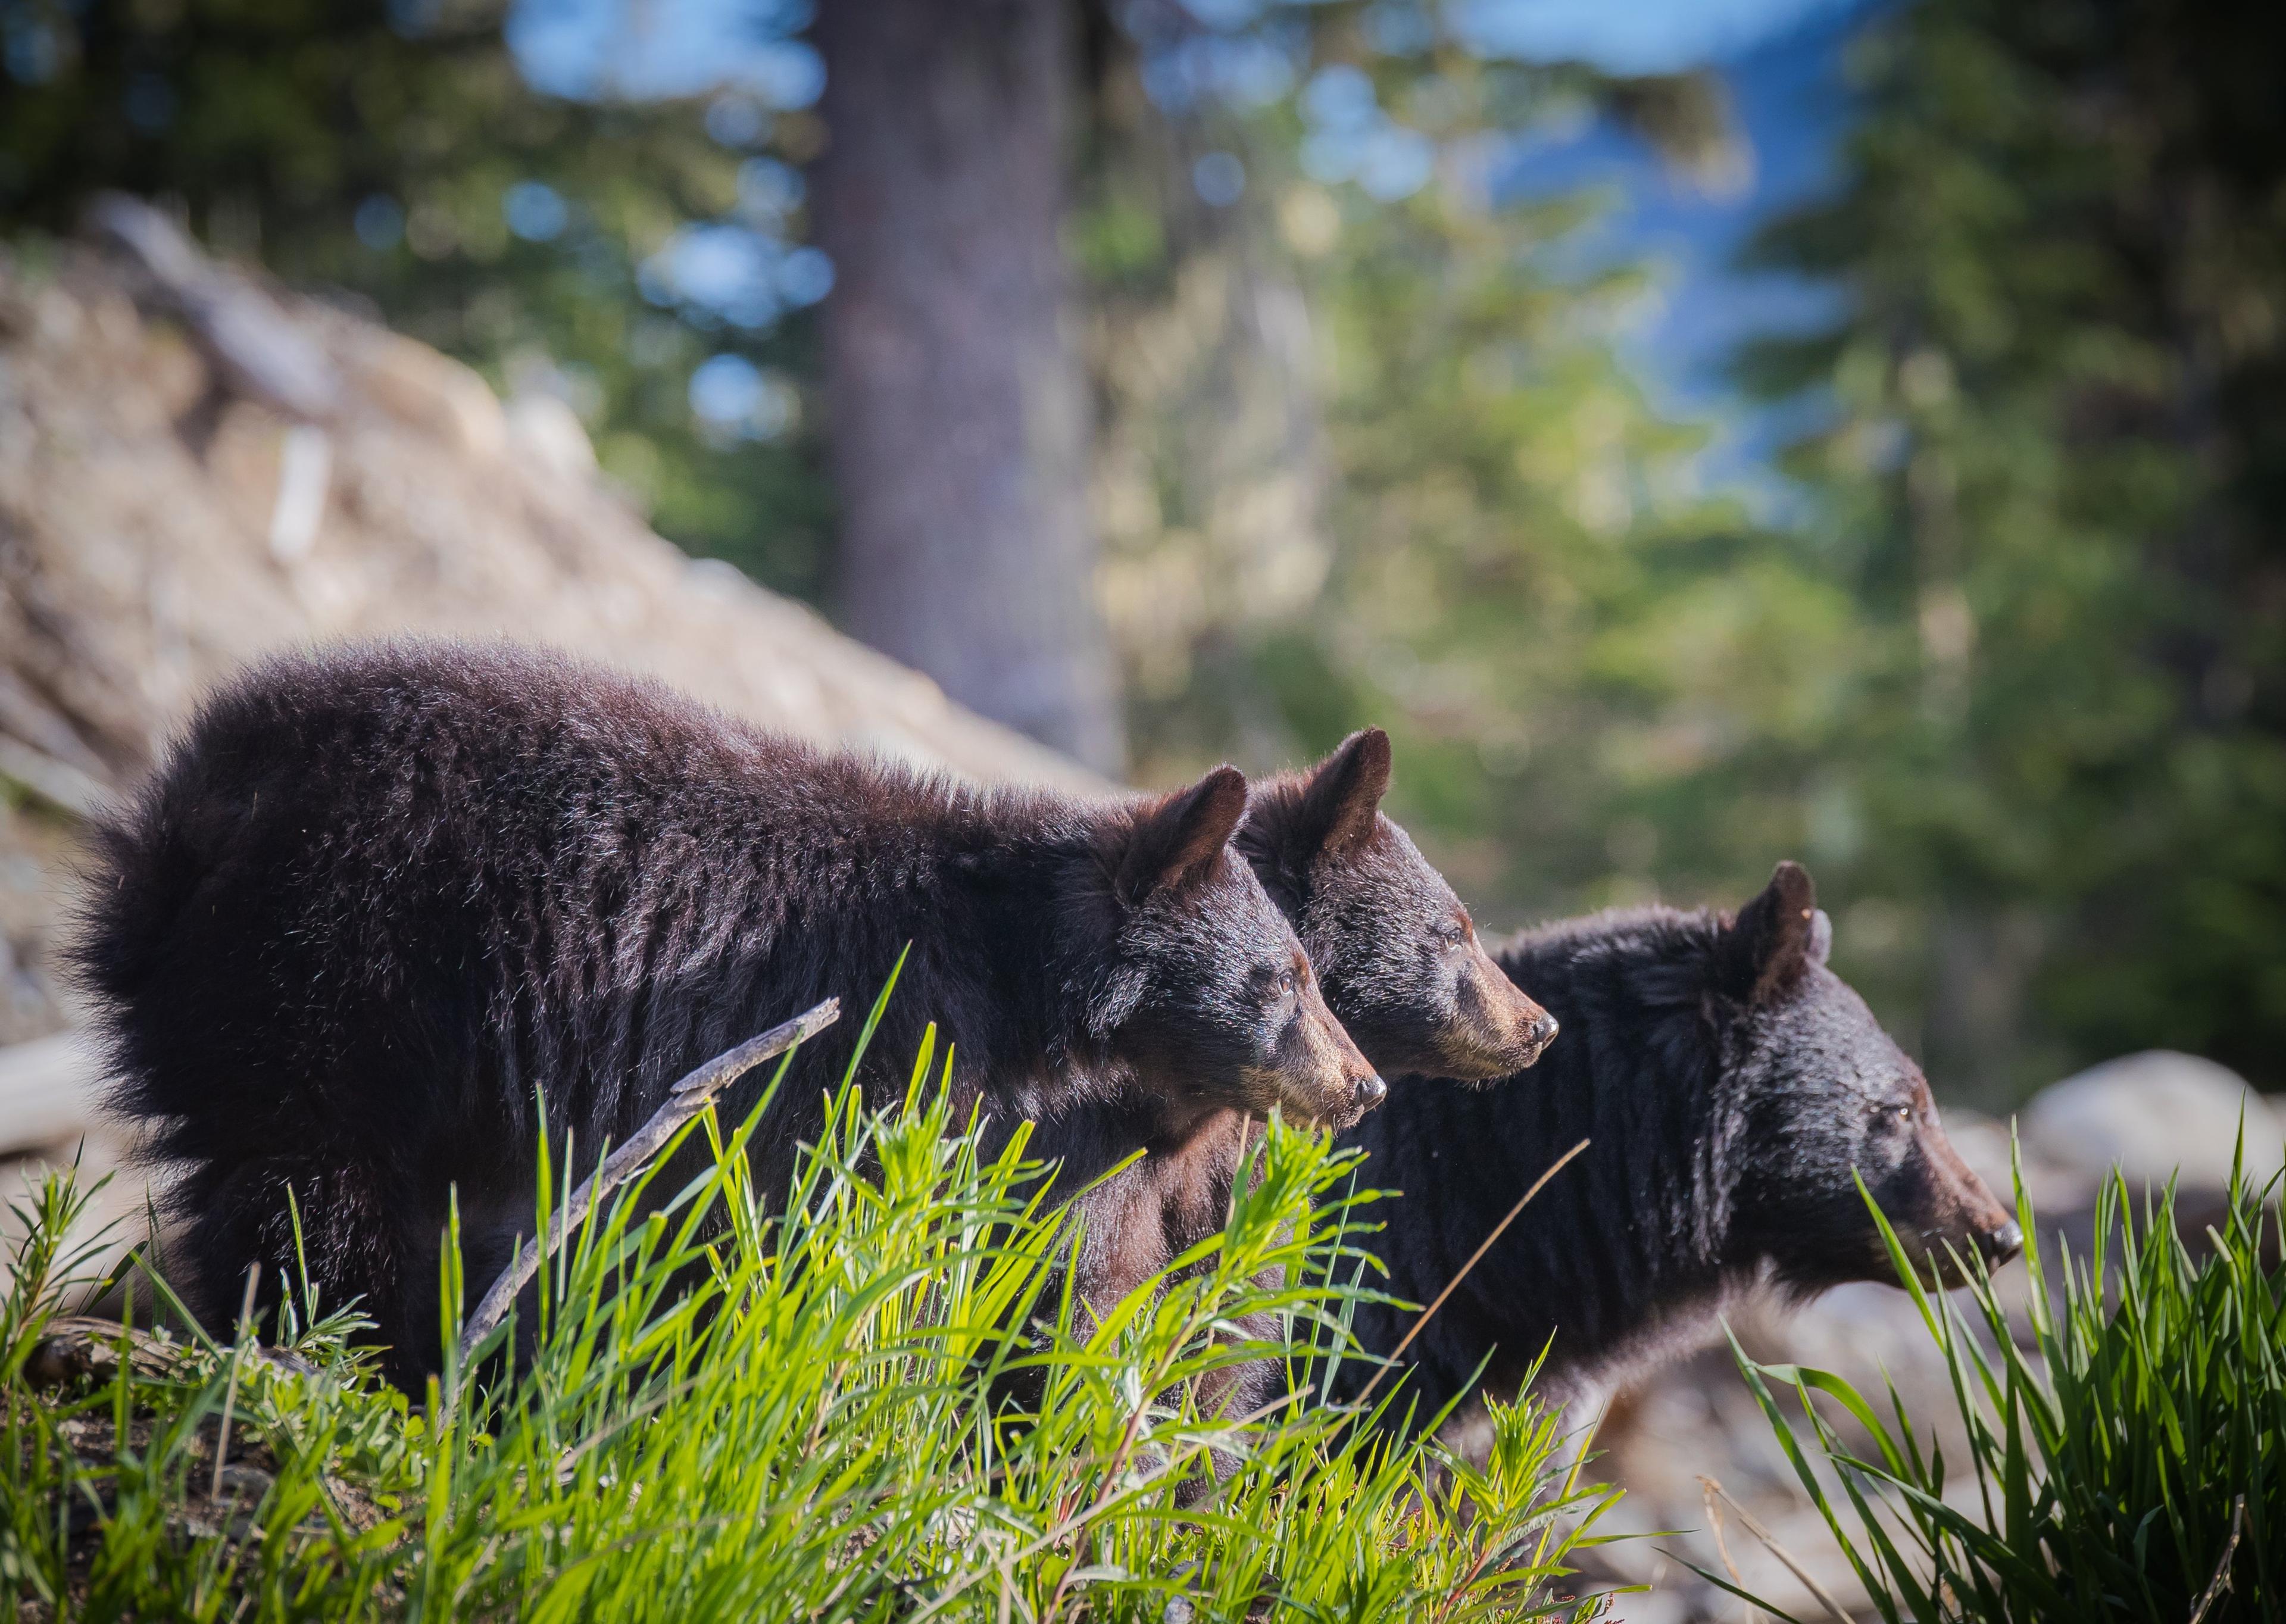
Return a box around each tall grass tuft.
[1717,1143,2284,1624]
[1,1002,1620,1620]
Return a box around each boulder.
[2020,1050,2284,1193]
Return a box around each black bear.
[1329,862,2022,1431]
[76,642,1382,1387]
[1110,727,1563,1434]
[1237,729,1557,1083]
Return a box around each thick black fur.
[1330,863,2020,1427]
[1238,729,1557,1083]
[74,642,1379,1387]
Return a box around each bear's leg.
[171,1156,422,1383]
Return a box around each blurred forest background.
[3,0,2281,1108]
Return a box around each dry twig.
[1698,1473,1851,1624]
[1698,1475,1761,1624]
[455,998,839,1365]
[2187,1494,2248,1624]
[1350,1136,1589,1410]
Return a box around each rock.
[345,327,505,458]
[505,390,597,480]
[2020,1050,2284,1192]
[0,1032,106,1156]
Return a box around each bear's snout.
[1312,1041,1386,1128]
[1878,1117,2023,1286]
[1441,950,1561,1081]
[1274,1057,1383,1130]
[1262,976,1387,1129]
[1522,1010,1559,1063]
[1979,1216,2024,1266]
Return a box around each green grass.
[1719,1145,2284,1624]
[0,1010,1620,1621]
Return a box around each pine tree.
[1741,0,2286,1097]
[1092,33,1859,947]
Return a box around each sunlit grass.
[1718,1144,2284,1623]
[0,999,1620,1621]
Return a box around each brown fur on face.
[1856,1070,2022,1286]
[1236,949,1386,1128]
[1431,910,1559,1080]
[1237,729,1556,1083]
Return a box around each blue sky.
[1479,0,1873,490]
[1451,0,1859,75]
[507,0,821,103]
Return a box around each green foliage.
[1735,0,2286,1098]
[0,1021,1620,1619]
[1722,1151,2284,1623]
[1104,48,1855,949]
[0,0,830,594]
[1114,0,2286,1106]
[1289,138,1835,919]
[20,0,2279,1103]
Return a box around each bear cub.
[1238,728,1557,1083]
[1107,728,1564,1432]
[76,642,1380,1387]
[1332,861,2021,1428]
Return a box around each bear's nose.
[1530,1013,1560,1050]
[1354,1073,1388,1109]
[1982,1219,2024,1263]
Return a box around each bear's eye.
[1276,969,1298,1000]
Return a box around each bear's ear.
[1117,765,1250,903]
[1294,728,1392,857]
[1715,861,1820,1004]
[1808,907,1834,967]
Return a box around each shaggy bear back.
[1330,905,1733,1423]
[1329,864,2019,1430]
[77,643,1372,1386]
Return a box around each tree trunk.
[813,0,1124,775]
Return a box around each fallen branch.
[23,1315,189,1389]
[84,192,343,423]
[455,998,840,1366]
[2187,1494,2247,1624]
